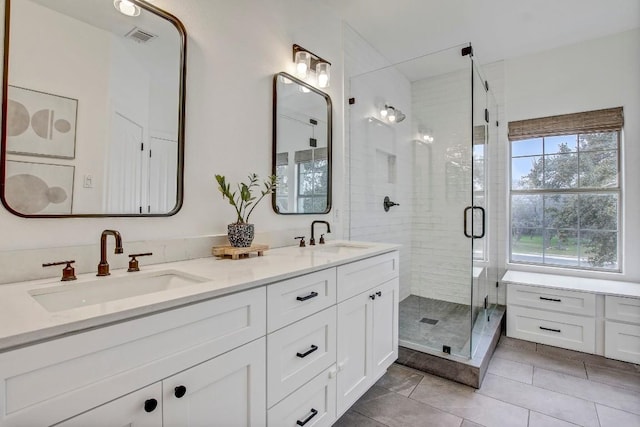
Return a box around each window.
[296,156,328,213]
[508,108,623,271]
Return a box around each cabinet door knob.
[144,398,158,413]
[174,385,187,398]
[376,291,382,297]
[369,294,376,300]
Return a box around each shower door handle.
[464,206,486,239]
[473,206,486,239]
[463,207,473,238]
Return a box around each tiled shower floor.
[399,295,474,355]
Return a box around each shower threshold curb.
[396,306,505,389]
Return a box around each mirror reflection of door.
[106,113,143,213]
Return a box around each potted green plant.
[215,173,277,247]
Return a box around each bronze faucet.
[97,230,123,276]
[310,221,331,245]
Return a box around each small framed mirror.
[272,72,331,214]
[1,0,186,217]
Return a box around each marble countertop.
[0,240,399,352]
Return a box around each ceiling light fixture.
[114,0,141,17]
[292,44,331,88]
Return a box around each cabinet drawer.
[267,365,337,427]
[267,306,336,407]
[507,306,595,353]
[267,268,336,333]
[605,321,640,364]
[507,283,595,316]
[0,287,266,426]
[605,296,640,324]
[337,251,399,302]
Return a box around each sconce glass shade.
[295,51,311,79]
[316,62,330,88]
[113,0,141,16]
[387,107,396,122]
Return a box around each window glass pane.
[579,194,618,231]
[512,194,543,228]
[544,153,578,189]
[544,229,579,267]
[544,194,577,229]
[512,138,542,157]
[511,156,542,189]
[511,227,543,263]
[579,132,617,151]
[544,134,577,154]
[579,150,618,188]
[580,230,618,269]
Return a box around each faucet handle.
[319,234,326,244]
[43,260,77,281]
[127,252,153,272]
[295,236,306,247]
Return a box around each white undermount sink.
[29,270,208,312]
[309,242,374,254]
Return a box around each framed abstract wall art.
[4,160,75,214]
[6,85,78,159]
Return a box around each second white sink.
[29,270,208,312]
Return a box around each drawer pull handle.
[539,326,561,333]
[297,291,319,302]
[144,398,158,413]
[297,408,318,426]
[539,296,562,302]
[174,385,187,398]
[297,344,319,358]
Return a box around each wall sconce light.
[419,128,434,143]
[381,104,405,123]
[114,0,141,16]
[293,44,331,88]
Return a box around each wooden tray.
[212,244,269,260]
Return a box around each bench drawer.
[605,295,640,324]
[507,305,595,353]
[507,283,595,316]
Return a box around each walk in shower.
[347,43,502,384]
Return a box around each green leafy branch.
[215,173,277,224]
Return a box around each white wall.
[502,29,640,283]
[0,0,344,254]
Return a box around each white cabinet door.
[336,292,373,417]
[372,278,399,379]
[54,383,162,427]
[163,337,266,427]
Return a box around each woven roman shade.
[508,107,623,141]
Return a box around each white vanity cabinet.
[336,252,399,417]
[0,245,401,427]
[0,287,267,427]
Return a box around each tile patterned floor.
[334,336,640,427]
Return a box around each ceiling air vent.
[125,27,157,44]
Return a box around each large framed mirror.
[272,72,331,214]
[1,0,186,217]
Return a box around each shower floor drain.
[420,317,439,325]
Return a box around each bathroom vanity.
[0,241,399,426]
